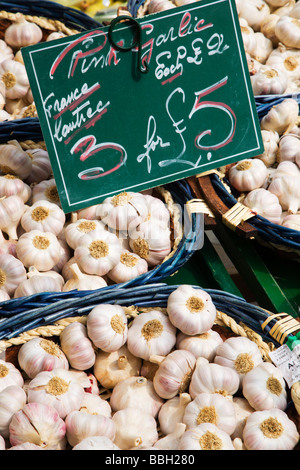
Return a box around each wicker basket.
[1,282,300,450]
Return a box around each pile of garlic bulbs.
[0,140,174,300]
[0,284,298,450]
[226,97,300,231]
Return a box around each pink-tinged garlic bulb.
[4,15,43,49]
[243,408,299,450]
[189,361,240,399]
[0,253,27,295]
[272,161,300,179]
[26,266,64,290]
[0,195,25,239]
[214,336,263,386]
[129,220,171,267]
[143,194,171,227]
[0,434,5,450]
[236,0,270,31]
[27,368,85,419]
[79,392,112,418]
[21,200,66,236]
[16,230,62,271]
[97,191,149,232]
[243,188,282,224]
[268,175,300,214]
[178,422,235,450]
[242,362,287,411]
[14,274,63,298]
[0,288,10,301]
[0,385,27,438]
[110,376,164,418]
[107,249,148,283]
[255,130,279,167]
[0,144,32,180]
[9,402,66,450]
[112,407,158,450]
[60,322,95,371]
[281,213,300,229]
[72,435,120,450]
[0,174,31,202]
[0,39,13,63]
[52,239,72,274]
[152,350,196,399]
[32,178,61,207]
[228,159,268,192]
[158,393,191,436]
[18,337,69,379]
[277,134,300,163]
[74,230,122,276]
[260,98,299,134]
[251,66,288,95]
[75,204,99,220]
[126,309,177,361]
[8,442,43,450]
[0,360,24,392]
[65,410,116,448]
[25,148,52,184]
[62,263,107,292]
[176,329,223,362]
[275,15,300,48]
[64,218,106,250]
[148,0,175,13]
[87,304,128,352]
[183,392,237,435]
[167,285,217,335]
[0,59,29,99]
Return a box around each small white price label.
[269,344,300,388]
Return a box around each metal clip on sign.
[108,15,149,74]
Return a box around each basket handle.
[187,176,216,230]
[194,174,258,239]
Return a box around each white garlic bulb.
[60,322,95,371]
[4,15,43,49]
[178,423,235,450]
[277,134,300,164]
[112,407,158,450]
[9,402,66,450]
[0,195,25,239]
[16,230,62,271]
[0,174,31,202]
[243,188,282,224]
[268,175,300,214]
[154,423,186,450]
[176,329,223,362]
[107,249,148,283]
[0,360,24,392]
[260,98,299,134]
[18,337,69,379]
[32,178,61,206]
[158,393,192,436]
[127,309,177,361]
[228,159,268,192]
[232,397,255,440]
[275,15,300,48]
[281,213,300,229]
[65,410,116,448]
[25,148,52,184]
[0,435,5,450]
[64,218,106,250]
[0,385,27,438]
[0,59,29,99]
[266,45,300,81]
[255,130,279,167]
[189,361,240,399]
[14,273,63,298]
[0,39,13,63]
[21,200,66,236]
[251,67,288,95]
[236,0,270,31]
[62,263,107,292]
[72,435,120,450]
[79,392,112,418]
[129,220,171,267]
[87,304,128,352]
[0,253,27,295]
[0,144,32,180]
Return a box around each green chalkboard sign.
[22,0,263,213]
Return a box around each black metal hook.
[108,15,149,74]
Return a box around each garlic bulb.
[0,385,27,438]
[25,148,52,184]
[272,161,300,180]
[281,213,300,229]
[148,0,176,12]
[0,288,10,301]
[189,362,240,399]
[0,39,13,63]
[26,265,65,289]
[14,273,63,298]
[154,423,186,450]
[93,344,142,389]
[251,67,288,95]
[158,393,192,436]
[0,174,31,202]
[21,200,66,236]
[0,253,27,295]
[0,435,5,450]
[110,376,164,418]
[0,195,25,239]
[176,329,223,362]
[275,15,300,48]
[60,322,95,371]
[4,15,43,49]
[268,175,300,214]
[167,285,217,335]
[260,98,299,134]
[0,144,32,180]
[97,191,149,231]
[243,408,299,450]
[74,230,122,276]
[129,220,171,266]
[65,410,116,448]
[64,218,106,250]
[9,402,66,450]
[32,178,61,207]
[242,362,287,411]
[18,337,69,379]
[16,230,62,271]
[255,130,279,167]
[0,360,24,392]
[183,392,237,435]
[87,304,128,352]
[277,134,300,163]
[152,350,196,399]
[126,309,176,361]
[112,407,158,450]
[231,397,255,440]
[0,59,29,99]
[72,436,120,450]
[228,159,268,192]
[260,14,280,47]
[178,423,235,450]
[62,263,107,292]
[107,249,148,283]
[8,442,43,450]
[236,0,270,31]
[243,188,282,224]
[79,392,112,418]
[214,337,263,386]
[52,239,72,274]
[266,45,300,81]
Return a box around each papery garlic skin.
[232,397,255,440]
[32,178,61,207]
[127,309,177,361]
[251,67,288,95]
[281,213,300,230]
[189,362,240,399]
[0,59,29,99]
[129,221,171,267]
[260,98,299,134]
[4,15,43,49]
[167,285,217,335]
[228,159,268,192]
[243,408,299,450]
[242,362,287,411]
[0,435,5,450]
[14,274,63,298]
[79,393,112,418]
[255,130,279,167]
[158,393,192,436]
[72,435,120,450]
[9,402,66,450]
[268,175,300,214]
[25,148,52,184]
[0,360,24,392]
[0,144,32,180]
[62,263,107,292]
[153,350,196,399]
[178,422,235,450]
[107,250,148,283]
[176,329,223,362]
[275,15,300,48]
[112,407,158,450]
[243,188,282,224]
[277,134,300,164]
[0,253,26,295]
[21,200,66,236]
[87,304,128,352]
[60,322,95,371]
[27,368,86,419]
[110,376,164,418]
[0,385,27,438]
[8,442,43,450]
[183,392,237,436]
[0,195,25,239]
[16,230,62,271]
[154,423,186,450]
[65,410,116,448]
[64,219,106,250]
[18,337,69,379]
[0,175,31,202]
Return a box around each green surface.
[22,0,262,213]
